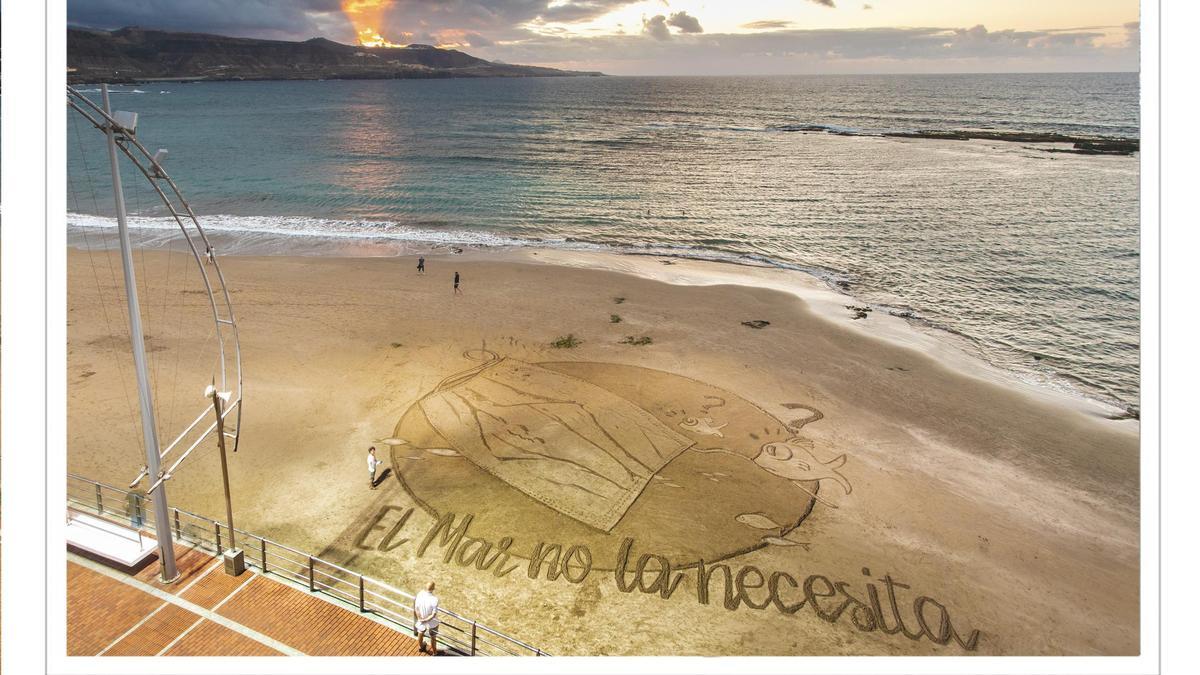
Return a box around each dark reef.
[773,124,1138,156]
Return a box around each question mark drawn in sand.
[678,396,730,436]
[782,403,824,432]
[701,396,726,413]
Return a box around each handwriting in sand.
[355,508,982,652]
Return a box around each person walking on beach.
[367,446,382,490]
[417,257,425,275]
[414,581,440,654]
[453,271,462,295]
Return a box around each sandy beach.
[66,244,1139,656]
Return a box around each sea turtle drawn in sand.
[387,350,852,568]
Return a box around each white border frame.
[5,0,1169,673]
[2,0,51,673]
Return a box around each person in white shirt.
[367,446,382,490]
[414,581,440,654]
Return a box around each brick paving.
[102,604,199,656]
[216,576,428,656]
[67,563,163,656]
[162,619,284,656]
[68,544,428,657]
[179,563,252,610]
[133,544,214,593]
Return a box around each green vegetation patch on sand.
[552,334,582,349]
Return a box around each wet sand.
[66,245,1139,656]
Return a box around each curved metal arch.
[67,85,244,486]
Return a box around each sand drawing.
[694,433,852,509]
[757,440,851,492]
[336,354,992,653]
[680,417,727,437]
[761,536,811,549]
[388,352,852,567]
[417,349,694,531]
[392,446,460,459]
[735,513,813,549]
[781,403,824,431]
[735,513,780,529]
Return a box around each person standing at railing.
[368,447,383,490]
[414,581,440,655]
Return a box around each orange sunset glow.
[341,0,402,47]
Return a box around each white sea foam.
[68,212,562,249]
[66,212,838,272]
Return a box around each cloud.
[67,0,645,43]
[944,24,1117,55]
[1123,21,1140,49]
[642,14,671,40]
[863,4,873,9]
[809,0,836,7]
[463,31,494,47]
[68,0,351,41]
[742,20,793,30]
[66,1,1139,75]
[475,24,1138,75]
[539,1,640,24]
[641,10,701,40]
[666,11,702,34]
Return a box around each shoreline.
[503,247,1140,424]
[66,224,1142,423]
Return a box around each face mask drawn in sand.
[415,350,695,532]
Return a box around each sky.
[67,0,1141,75]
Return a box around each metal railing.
[66,473,548,656]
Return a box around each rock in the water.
[844,305,872,320]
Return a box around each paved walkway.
[67,543,429,657]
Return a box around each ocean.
[66,73,1141,413]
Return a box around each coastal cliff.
[67,27,604,83]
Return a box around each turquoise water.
[67,73,1141,412]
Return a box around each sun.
[341,0,402,47]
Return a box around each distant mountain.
[67,27,604,83]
